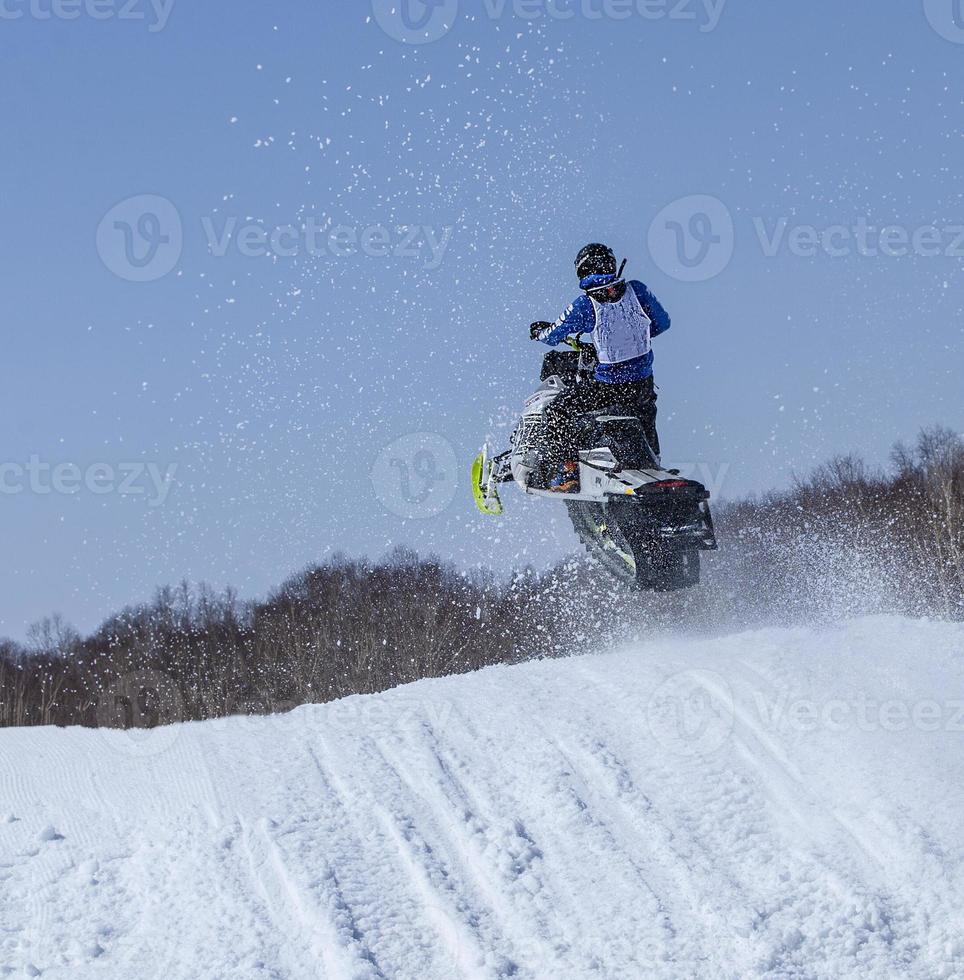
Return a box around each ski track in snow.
[2,616,964,979]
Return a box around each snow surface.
[2,617,964,979]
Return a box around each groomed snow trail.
[2,617,964,979]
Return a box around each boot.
[548,460,580,493]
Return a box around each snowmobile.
[472,338,718,592]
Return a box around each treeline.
[1,425,962,730]
[700,423,964,626]
[0,554,579,729]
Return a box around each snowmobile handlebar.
[563,333,591,352]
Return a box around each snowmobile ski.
[471,447,504,516]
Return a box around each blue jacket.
[537,276,671,383]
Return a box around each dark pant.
[543,375,659,467]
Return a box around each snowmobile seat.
[576,411,657,471]
[540,350,581,383]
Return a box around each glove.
[530,321,551,341]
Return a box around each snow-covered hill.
[2,617,964,979]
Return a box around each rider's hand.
[530,321,551,341]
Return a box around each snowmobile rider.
[530,243,671,493]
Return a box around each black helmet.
[575,243,617,279]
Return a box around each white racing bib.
[589,285,652,365]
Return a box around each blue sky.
[2,0,963,638]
